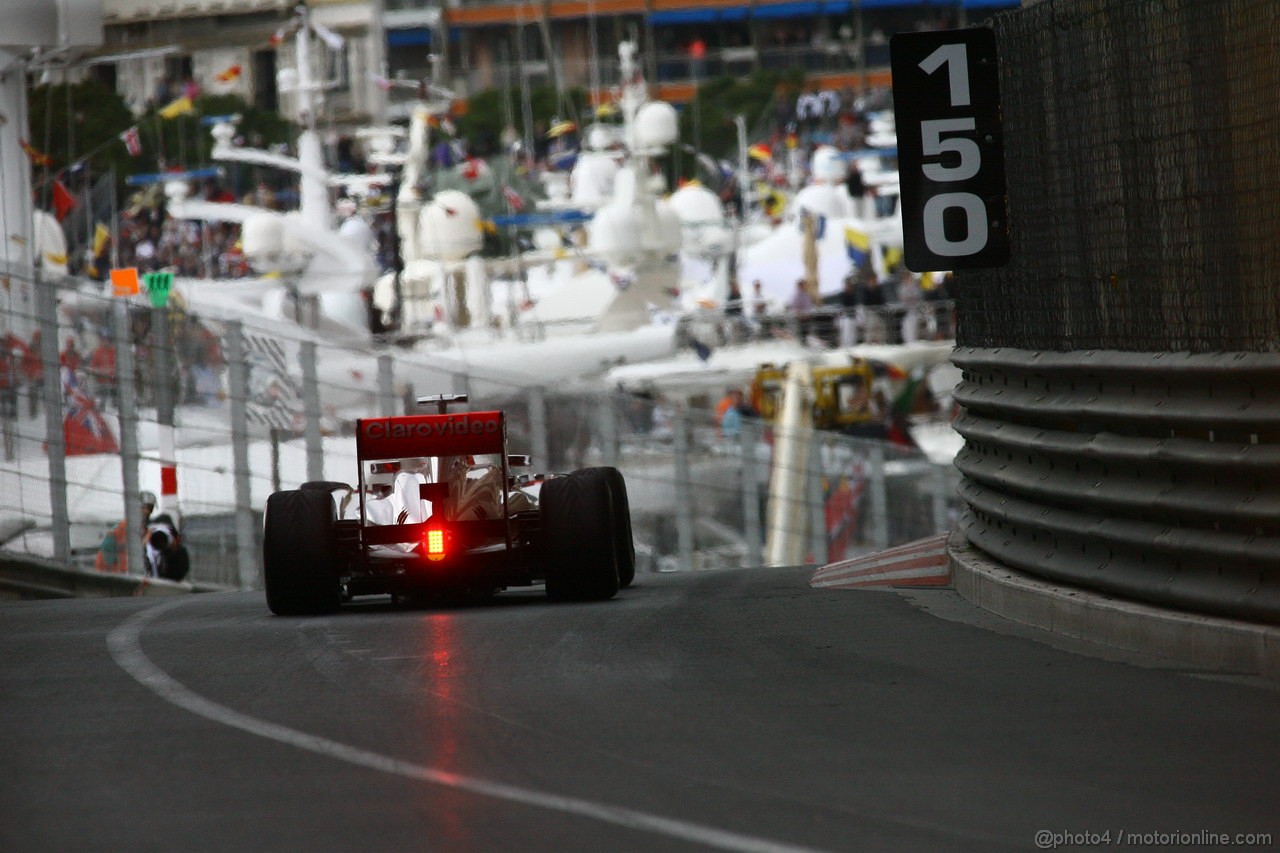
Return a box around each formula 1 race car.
[262,395,634,614]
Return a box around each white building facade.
[98,0,386,127]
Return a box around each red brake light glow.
[425,527,446,561]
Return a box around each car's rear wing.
[355,411,507,460]
[355,411,514,551]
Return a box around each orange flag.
[110,268,140,297]
[20,139,52,167]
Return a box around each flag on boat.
[52,180,77,222]
[20,139,52,167]
[459,156,489,181]
[760,186,786,218]
[119,126,142,156]
[215,64,242,83]
[502,185,524,212]
[91,222,111,257]
[547,120,577,138]
[158,96,194,119]
[882,244,903,272]
[845,225,870,269]
[747,143,772,162]
[86,222,111,277]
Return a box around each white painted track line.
[107,598,828,853]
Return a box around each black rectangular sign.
[891,28,1009,271]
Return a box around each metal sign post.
[891,28,1009,272]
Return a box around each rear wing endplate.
[356,411,507,460]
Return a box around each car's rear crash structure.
[263,395,635,614]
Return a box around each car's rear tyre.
[263,489,342,615]
[542,469,619,601]
[580,466,635,588]
[300,480,352,492]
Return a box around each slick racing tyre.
[580,466,635,588]
[541,469,620,601]
[263,489,342,615]
[300,481,353,492]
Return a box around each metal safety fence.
[1,275,958,591]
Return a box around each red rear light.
[424,527,446,561]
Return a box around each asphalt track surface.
[2,567,1278,853]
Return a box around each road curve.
[2,567,1277,852]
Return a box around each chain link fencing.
[1,274,958,590]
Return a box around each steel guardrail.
[0,550,227,600]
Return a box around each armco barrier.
[951,347,1280,625]
[0,550,221,600]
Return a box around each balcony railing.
[427,45,886,96]
[444,58,626,97]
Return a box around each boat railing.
[682,300,956,349]
[451,57,626,97]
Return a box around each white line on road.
[108,599,828,853]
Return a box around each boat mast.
[292,4,330,233]
[0,49,37,340]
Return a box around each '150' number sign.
[891,28,1009,271]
